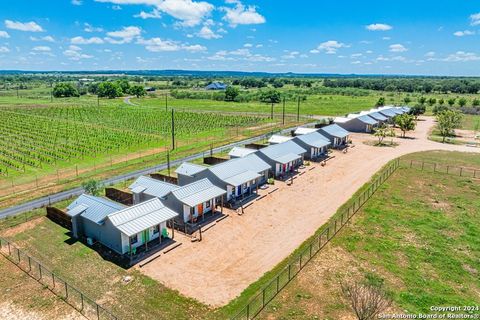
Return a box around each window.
[153,225,159,234]
[130,234,138,245]
[205,201,211,208]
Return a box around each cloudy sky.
[0,0,479,75]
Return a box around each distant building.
[145,87,156,92]
[205,82,227,90]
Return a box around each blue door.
[237,185,242,197]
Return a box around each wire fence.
[231,158,401,320]
[0,237,118,320]
[401,159,480,179]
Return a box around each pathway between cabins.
[139,116,480,307]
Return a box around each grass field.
[257,151,480,319]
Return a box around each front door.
[198,203,203,216]
[237,185,242,197]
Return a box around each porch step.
[163,242,182,254]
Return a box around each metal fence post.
[65,282,68,299]
[81,293,84,311]
[460,167,463,176]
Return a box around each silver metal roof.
[108,198,178,237]
[375,108,397,117]
[67,194,125,224]
[294,132,331,149]
[171,178,226,207]
[276,153,302,164]
[259,140,307,163]
[68,204,89,217]
[366,111,388,121]
[228,146,257,158]
[357,115,378,125]
[223,170,261,186]
[294,127,318,135]
[268,134,293,144]
[175,162,207,177]
[208,153,270,182]
[319,124,350,138]
[129,176,178,198]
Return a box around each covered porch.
[274,153,303,179]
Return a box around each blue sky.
[0,0,479,75]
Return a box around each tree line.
[52,80,146,99]
[324,78,480,94]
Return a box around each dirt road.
[140,117,480,307]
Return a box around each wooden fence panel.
[46,207,72,230]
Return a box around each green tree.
[427,98,436,106]
[458,97,467,107]
[436,110,463,143]
[472,98,480,107]
[224,86,239,102]
[394,113,416,138]
[432,104,449,115]
[438,98,445,106]
[409,104,426,119]
[447,98,456,107]
[374,125,388,145]
[97,82,122,99]
[418,96,427,105]
[129,85,146,98]
[116,79,130,94]
[82,180,101,196]
[52,83,79,98]
[375,97,385,107]
[403,96,411,105]
[259,89,281,104]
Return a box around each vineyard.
[0,104,270,177]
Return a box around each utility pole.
[297,96,300,122]
[97,95,100,107]
[282,97,286,125]
[171,109,175,150]
[270,103,274,120]
[165,93,168,112]
[167,151,171,176]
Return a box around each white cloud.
[443,51,480,62]
[84,23,104,33]
[424,51,435,57]
[32,46,51,51]
[470,13,480,26]
[71,36,104,44]
[196,26,221,39]
[366,23,392,31]
[222,0,265,27]
[208,47,273,62]
[30,35,55,42]
[135,9,161,19]
[382,36,391,40]
[351,60,361,64]
[313,40,347,54]
[71,0,83,5]
[453,30,475,37]
[0,30,10,38]
[95,0,213,27]
[5,20,44,32]
[137,37,205,52]
[105,26,141,44]
[0,46,10,53]
[389,43,407,52]
[281,51,300,59]
[255,44,262,48]
[243,43,253,47]
[112,5,122,10]
[63,45,93,60]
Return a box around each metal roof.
[334,117,351,124]
[293,132,331,149]
[67,194,125,224]
[171,178,226,207]
[175,162,207,177]
[268,134,293,144]
[68,204,89,217]
[259,140,307,163]
[365,111,387,121]
[319,124,350,138]
[208,153,270,183]
[223,170,261,186]
[294,127,318,135]
[357,115,378,125]
[374,108,397,118]
[129,176,178,198]
[228,146,257,158]
[108,198,178,237]
[276,153,302,164]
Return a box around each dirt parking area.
[139,117,480,307]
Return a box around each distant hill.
[0,69,468,79]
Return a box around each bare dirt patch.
[0,217,44,237]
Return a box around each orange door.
[198,203,203,216]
